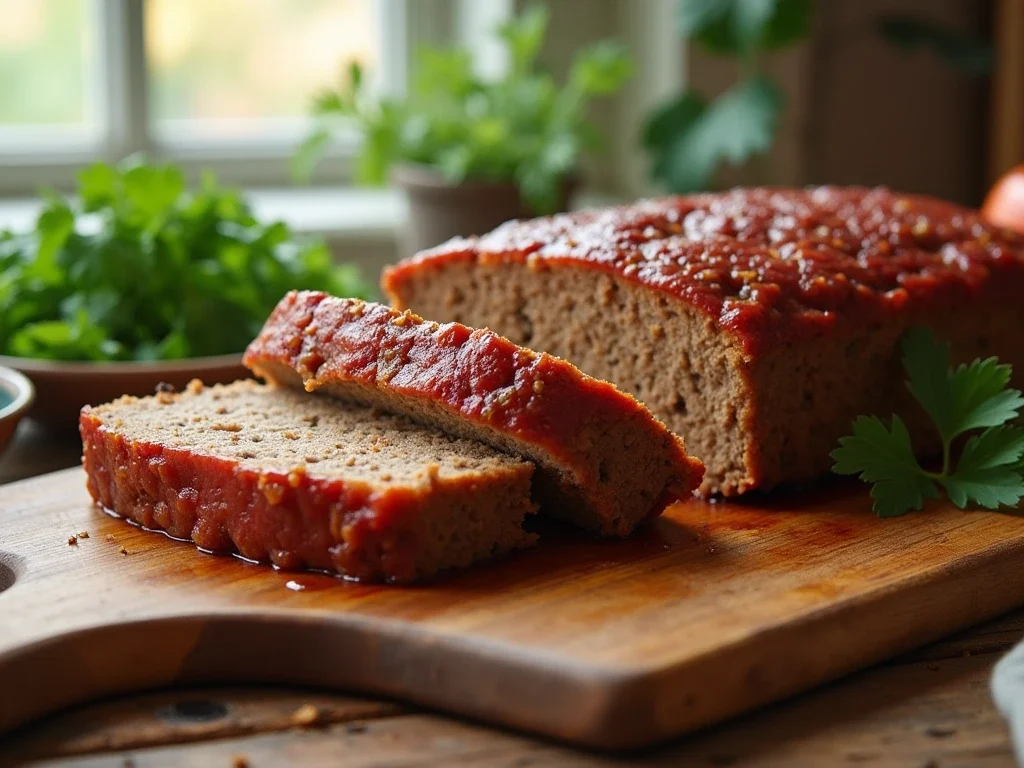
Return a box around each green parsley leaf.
[832,328,1024,516]
[903,327,1024,441]
[832,415,940,517]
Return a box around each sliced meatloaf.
[382,186,1024,496]
[80,380,537,582]
[244,292,703,537]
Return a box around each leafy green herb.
[0,158,367,362]
[294,5,632,214]
[643,0,810,193]
[831,328,1024,517]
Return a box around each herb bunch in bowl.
[0,158,367,362]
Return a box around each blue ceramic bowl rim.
[0,365,35,420]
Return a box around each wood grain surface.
[2,467,1024,751]
[4,612,1020,767]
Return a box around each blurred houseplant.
[643,0,994,194]
[642,0,812,194]
[295,5,632,253]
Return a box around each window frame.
[0,0,453,195]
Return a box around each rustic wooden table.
[0,419,1020,767]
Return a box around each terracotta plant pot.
[393,164,577,256]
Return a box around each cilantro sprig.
[831,328,1024,517]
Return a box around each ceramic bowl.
[0,365,36,459]
[0,355,249,428]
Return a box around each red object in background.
[982,165,1024,235]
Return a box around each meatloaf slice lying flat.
[80,380,537,582]
[244,292,703,537]
[381,186,1024,496]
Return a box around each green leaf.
[877,16,993,75]
[943,426,1024,510]
[678,0,813,55]
[642,91,707,184]
[956,425,1024,474]
[642,91,707,149]
[901,326,954,435]
[498,4,549,74]
[831,415,939,517]
[660,77,781,192]
[903,328,1024,442]
[941,468,1024,510]
[947,359,1024,436]
[310,90,346,116]
[569,41,633,97]
[78,163,119,211]
[123,164,185,225]
[413,48,476,100]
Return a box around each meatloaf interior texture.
[382,187,1024,495]
[245,292,703,537]
[80,380,537,582]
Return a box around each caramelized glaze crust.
[383,187,1024,354]
[245,292,704,535]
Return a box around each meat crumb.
[290,703,321,727]
[120,547,129,556]
[232,757,250,768]
[67,535,78,546]
[78,531,90,539]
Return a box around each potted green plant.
[294,6,632,253]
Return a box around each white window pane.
[146,0,379,141]
[0,0,97,134]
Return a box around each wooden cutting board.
[2,467,1024,750]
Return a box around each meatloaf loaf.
[80,380,537,582]
[244,292,703,537]
[382,186,1024,496]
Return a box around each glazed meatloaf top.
[245,292,704,536]
[382,187,1024,354]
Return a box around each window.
[146,0,379,142]
[0,0,423,194]
[0,0,100,146]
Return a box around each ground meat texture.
[244,292,703,537]
[80,380,537,582]
[381,187,1024,496]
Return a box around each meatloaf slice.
[244,292,703,537]
[80,380,537,582]
[381,186,1024,496]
